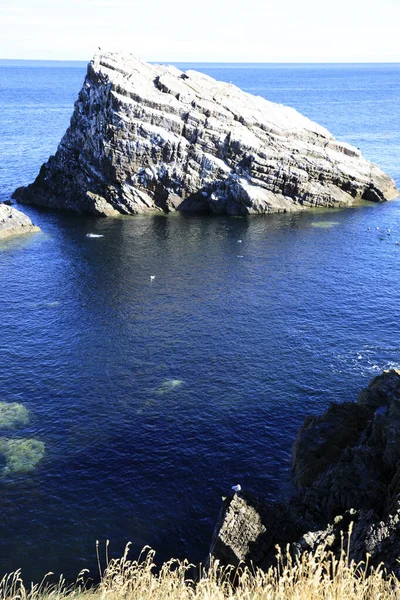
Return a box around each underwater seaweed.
[310,221,340,228]
[0,402,30,430]
[0,438,45,475]
[155,379,184,395]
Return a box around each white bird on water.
[150,275,156,281]
[231,484,241,493]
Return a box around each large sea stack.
[14,52,398,216]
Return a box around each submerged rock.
[310,221,339,228]
[0,204,40,239]
[0,438,45,475]
[13,52,398,217]
[156,379,184,395]
[0,402,30,430]
[210,369,400,575]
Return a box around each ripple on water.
[334,345,400,376]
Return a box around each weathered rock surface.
[0,203,40,238]
[210,370,400,575]
[13,52,398,216]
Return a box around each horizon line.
[1,57,400,65]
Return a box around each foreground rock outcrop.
[210,370,400,575]
[0,203,40,239]
[13,52,398,216]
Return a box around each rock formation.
[0,203,40,239]
[13,52,398,216]
[210,370,400,576]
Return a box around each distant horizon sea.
[0,59,399,583]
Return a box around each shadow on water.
[2,200,400,581]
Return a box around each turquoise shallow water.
[0,61,399,582]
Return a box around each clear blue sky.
[1,0,399,62]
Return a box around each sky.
[1,0,399,62]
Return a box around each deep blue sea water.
[0,61,400,583]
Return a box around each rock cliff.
[13,52,398,216]
[0,203,40,238]
[210,370,400,576]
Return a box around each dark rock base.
[209,370,400,577]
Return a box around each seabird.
[231,484,241,492]
[150,275,155,280]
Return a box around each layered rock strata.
[210,370,400,576]
[0,203,40,239]
[13,52,398,216]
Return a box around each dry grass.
[1,541,399,600]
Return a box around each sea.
[0,60,399,583]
